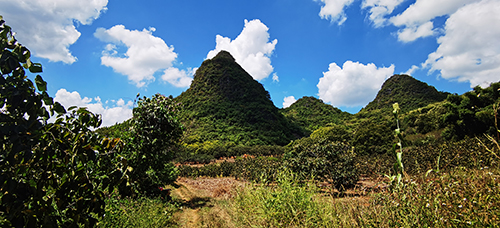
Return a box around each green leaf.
[35,75,47,92]
[42,92,54,105]
[53,102,66,114]
[29,62,42,73]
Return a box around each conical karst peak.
[212,50,236,62]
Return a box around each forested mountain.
[281,96,351,132]
[363,74,449,113]
[174,51,303,146]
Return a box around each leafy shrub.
[0,18,126,227]
[310,125,351,142]
[284,138,358,190]
[352,119,393,155]
[123,94,183,195]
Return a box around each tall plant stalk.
[387,103,405,187]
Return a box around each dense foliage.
[363,74,449,113]
[284,137,358,190]
[123,94,183,194]
[0,18,126,227]
[405,82,500,140]
[175,51,303,146]
[281,96,351,132]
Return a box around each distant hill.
[363,74,449,113]
[174,51,303,146]
[281,96,351,132]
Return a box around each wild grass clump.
[229,169,326,227]
[98,197,178,227]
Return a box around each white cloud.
[54,89,133,127]
[423,0,500,88]
[94,25,181,87]
[361,0,405,27]
[206,19,278,81]
[389,0,480,42]
[403,65,419,75]
[316,0,355,25]
[317,61,394,107]
[161,67,196,88]
[0,0,108,63]
[283,96,297,108]
[395,21,435,42]
[272,73,279,82]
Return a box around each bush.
[284,138,358,190]
[123,94,183,195]
[0,18,126,227]
[352,119,393,155]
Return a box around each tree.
[0,17,126,227]
[123,94,183,194]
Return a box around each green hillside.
[363,74,449,113]
[281,96,351,132]
[174,51,303,146]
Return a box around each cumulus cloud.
[395,21,435,42]
[361,0,405,27]
[0,0,108,63]
[316,0,355,25]
[161,67,196,87]
[317,61,394,107]
[403,65,419,76]
[206,19,278,81]
[389,0,479,42]
[94,25,191,87]
[54,89,133,127]
[283,96,297,108]
[423,0,500,88]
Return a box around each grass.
[220,167,500,227]
[97,196,178,228]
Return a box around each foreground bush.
[0,18,127,227]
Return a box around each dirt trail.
[171,177,245,228]
[173,182,202,228]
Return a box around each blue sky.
[1,0,499,126]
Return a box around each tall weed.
[230,169,325,227]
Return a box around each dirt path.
[171,177,245,228]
